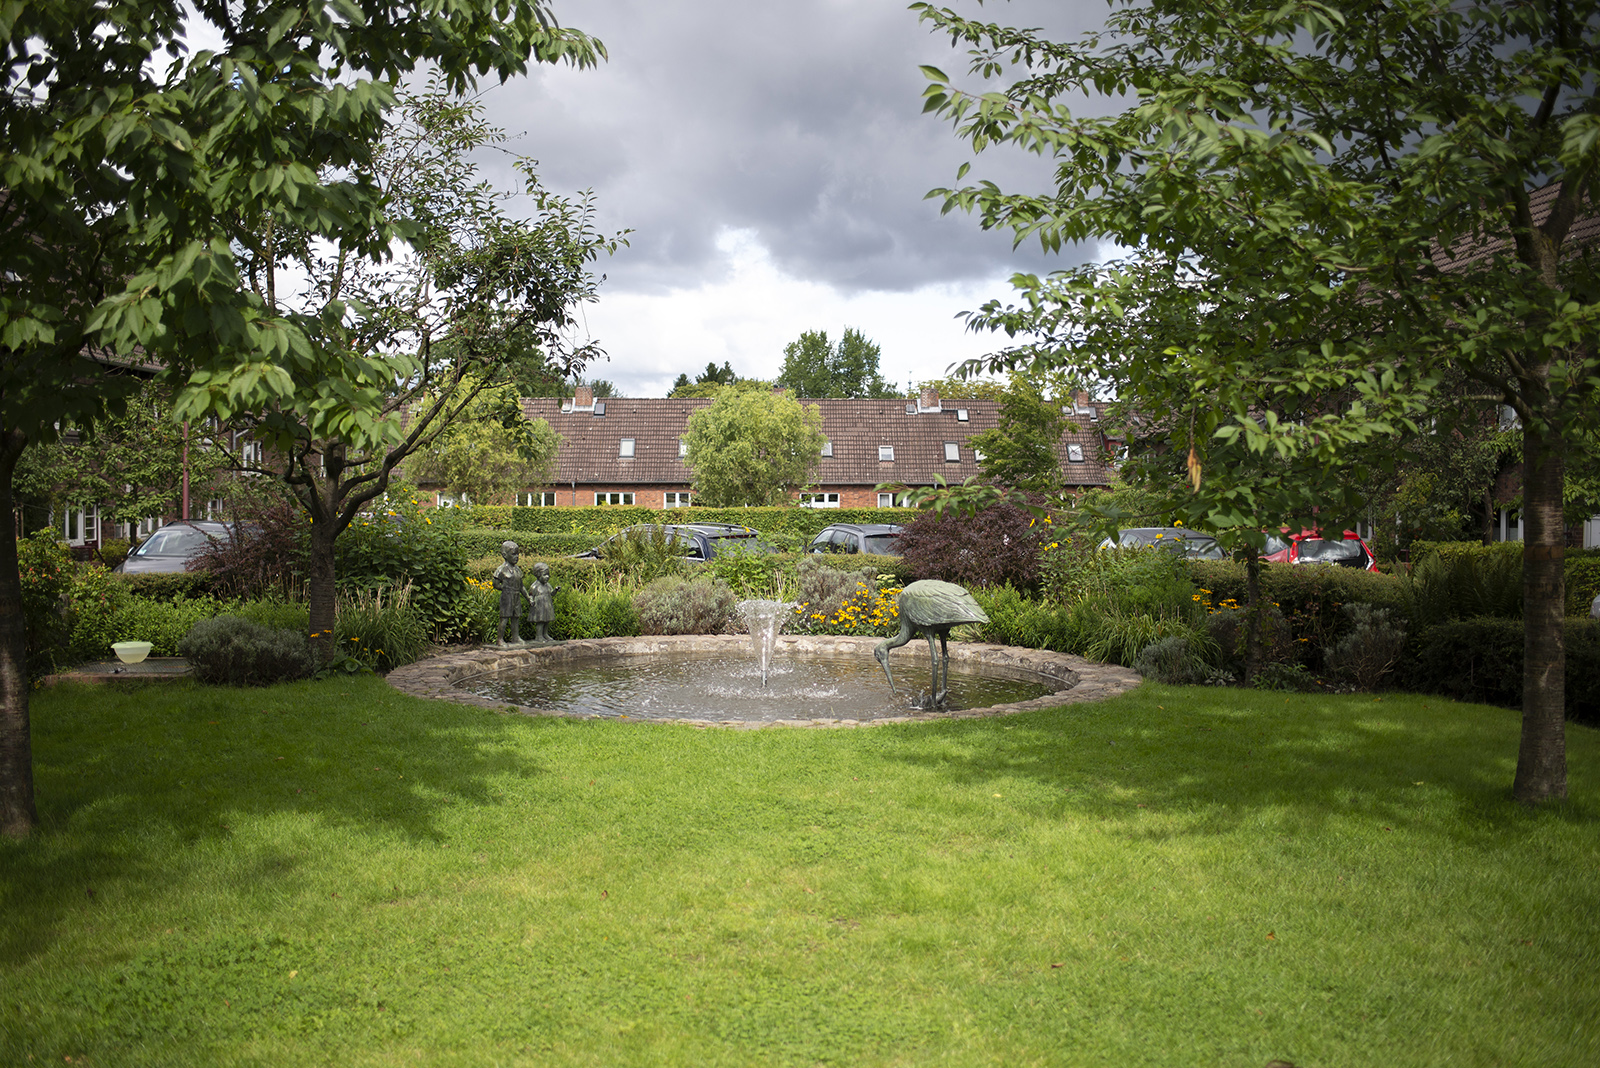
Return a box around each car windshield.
[1297,539,1365,565]
[132,527,211,556]
[1264,534,1290,555]
[862,534,901,555]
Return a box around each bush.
[551,587,641,640]
[1565,555,1600,617]
[102,596,234,658]
[971,585,1073,651]
[336,491,474,641]
[1325,604,1407,691]
[634,576,737,635]
[1250,661,1324,692]
[18,529,74,677]
[190,497,308,599]
[1133,636,1214,684]
[1204,605,1296,676]
[65,563,132,662]
[466,504,915,540]
[795,558,878,626]
[1405,617,1599,724]
[95,537,132,570]
[1400,549,1523,628]
[1187,559,1405,652]
[332,585,429,673]
[1068,597,1210,667]
[235,598,311,634]
[179,616,314,686]
[112,572,221,600]
[459,529,600,558]
[898,500,1046,589]
[602,526,691,585]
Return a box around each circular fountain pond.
[388,635,1141,727]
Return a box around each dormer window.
[620,438,635,457]
[878,445,895,462]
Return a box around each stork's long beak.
[876,649,897,694]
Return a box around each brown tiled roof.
[1430,181,1600,272]
[521,393,1116,489]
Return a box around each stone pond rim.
[386,635,1141,728]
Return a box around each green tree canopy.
[405,379,561,505]
[775,328,897,398]
[914,0,1600,802]
[0,0,606,837]
[682,389,826,507]
[968,373,1065,492]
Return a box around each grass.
[2,676,1597,1067]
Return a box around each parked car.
[1098,527,1228,560]
[1263,528,1379,571]
[806,523,904,556]
[572,522,773,563]
[113,520,241,574]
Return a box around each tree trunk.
[1243,544,1263,685]
[307,514,338,665]
[1514,421,1567,804]
[0,428,38,838]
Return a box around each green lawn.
[2,675,1597,1067]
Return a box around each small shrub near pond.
[331,584,429,673]
[178,616,314,686]
[634,575,737,635]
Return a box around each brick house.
[428,385,1117,510]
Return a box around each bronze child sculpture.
[529,561,558,642]
[492,541,528,646]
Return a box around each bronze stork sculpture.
[874,579,989,707]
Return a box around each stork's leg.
[924,629,940,707]
[937,630,950,707]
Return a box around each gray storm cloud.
[477,0,1110,297]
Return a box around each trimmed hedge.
[464,551,912,596]
[111,571,221,600]
[1186,559,1406,652]
[458,529,601,559]
[1402,617,1599,725]
[464,504,916,540]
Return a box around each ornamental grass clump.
[178,616,313,686]
[332,583,428,673]
[634,576,737,635]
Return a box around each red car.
[1264,527,1379,572]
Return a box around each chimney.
[574,385,594,409]
[1074,390,1090,407]
[919,387,940,413]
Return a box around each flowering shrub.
[793,571,902,638]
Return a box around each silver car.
[114,520,238,574]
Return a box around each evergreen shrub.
[1405,617,1599,724]
[179,616,314,686]
[634,576,737,635]
[1325,604,1407,690]
[18,529,74,677]
[1186,559,1404,650]
[551,588,641,640]
[971,585,1072,651]
[1132,636,1214,684]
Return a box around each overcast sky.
[473,0,1114,397]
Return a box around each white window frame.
[943,442,961,462]
[619,438,636,457]
[878,445,895,462]
[437,492,468,508]
[956,408,969,422]
[595,492,635,506]
[58,505,98,546]
[877,491,909,508]
[820,441,833,457]
[800,492,840,509]
[678,440,688,457]
[1067,444,1086,463]
[663,491,693,509]
[517,491,558,507]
